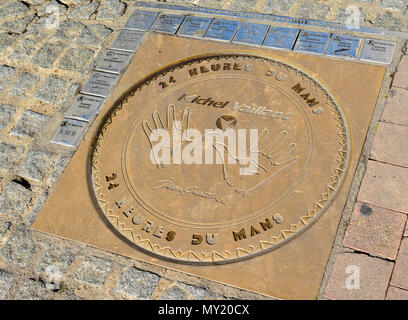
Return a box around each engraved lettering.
[166,231,176,241]
[106,173,117,182]
[293,84,320,108]
[200,66,209,73]
[122,206,134,217]
[292,83,305,93]
[132,213,145,225]
[250,226,261,236]
[108,183,119,190]
[259,218,273,231]
[142,221,154,233]
[211,64,221,71]
[232,102,294,120]
[153,225,164,238]
[189,68,198,77]
[192,234,203,245]
[233,228,247,241]
[115,197,128,208]
[206,233,218,245]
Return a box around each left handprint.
[142,104,191,169]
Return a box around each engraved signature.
[153,179,227,205]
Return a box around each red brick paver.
[371,122,408,168]
[381,87,408,126]
[393,55,408,90]
[324,253,394,300]
[358,160,408,214]
[391,238,408,290]
[343,202,406,260]
[386,286,408,300]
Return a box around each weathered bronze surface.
[33,33,385,298]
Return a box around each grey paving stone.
[54,20,85,40]
[59,48,94,71]
[33,77,67,103]
[0,270,14,299]
[72,256,114,286]
[0,14,36,34]
[161,285,187,300]
[16,149,56,183]
[96,0,126,20]
[0,181,32,217]
[336,7,366,25]
[37,0,68,17]
[375,11,404,30]
[0,66,16,91]
[61,82,80,104]
[0,33,14,52]
[77,24,112,46]
[9,72,40,98]
[38,243,75,275]
[60,0,88,5]
[0,221,11,238]
[10,39,36,60]
[380,0,408,12]
[47,156,70,186]
[32,42,64,68]
[25,16,49,37]
[296,3,330,20]
[0,142,25,170]
[180,282,211,299]
[15,279,53,300]
[115,267,160,299]
[10,110,49,138]
[0,104,16,130]
[25,0,47,4]
[24,190,48,225]
[0,226,35,268]
[0,2,29,19]
[264,0,297,14]
[229,0,259,11]
[69,1,99,19]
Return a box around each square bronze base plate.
[33,33,385,299]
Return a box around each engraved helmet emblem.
[216,115,237,130]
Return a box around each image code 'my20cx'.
[90,53,351,265]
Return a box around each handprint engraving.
[215,129,299,197]
[142,104,191,169]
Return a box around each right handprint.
[216,128,299,197]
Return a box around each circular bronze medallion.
[90,53,351,265]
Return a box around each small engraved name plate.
[110,30,145,52]
[65,94,105,122]
[294,31,330,54]
[124,10,158,31]
[50,118,88,148]
[233,22,269,46]
[178,16,212,38]
[96,50,133,74]
[150,13,185,34]
[204,19,240,41]
[81,71,118,97]
[262,27,299,50]
[326,35,361,58]
[360,38,396,64]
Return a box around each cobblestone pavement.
[0,0,406,300]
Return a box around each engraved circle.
[90,52,351,265]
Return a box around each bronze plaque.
[33,33,385,299]
[91,53,350,264]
